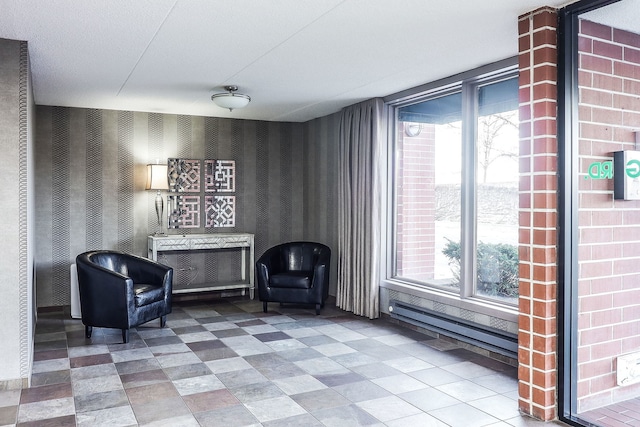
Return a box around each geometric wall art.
[168,195,200,228]
[165,158,236,229]
[168,158,201,192]
[205,159,235,192]
[205,195,235,228]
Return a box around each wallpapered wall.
[35,106,339,307]
[1,37,35,386]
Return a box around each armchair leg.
[160,315,167,328]
[315,304,321,315]
[85,326,92,338]
[263,302,268,313]
[122,329,129,344]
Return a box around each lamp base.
[155,191,165,233]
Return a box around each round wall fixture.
[405,123,422,137]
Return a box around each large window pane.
[474,80,519,304]
[395,92,462,291]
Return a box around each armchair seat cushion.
[134,284,165,307]
[271,271,313,289]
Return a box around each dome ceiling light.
[211,85,251,111]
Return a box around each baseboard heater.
[389,300,517,359]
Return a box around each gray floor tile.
[256,361,308,380]
[437,379,497,401]
[163,362,213,380]
[0,406,17,426]
[386,412,450,426]
[0,389,21,408]
[19,299,526,427]
[194,403,260,427]
[31,369,71,388]
[429,402,501,426]
[442,360,502,378]
[312,403,383,426]
[114,357,162,375]
[182,389,240,413]
[472,372,520,394]
[74,389,129,413]
[109,347,155,363]
[357,395,423,422]
[71,362,119,381]
[206,356,253,373]
[350,361,403,379]
[333,380,391,403]
[262,412,324,426]
[120,368,169,389]
[291,388,351,412]
[399,387,462,412]
[244,395,307,423]
[139,414,201,427]
[468,394,521,420]
[383,355,435,372]
[216,367,269,388]
[72,374,123,396]
[173,373,226,396]
[131,396,191,425]
[231,381,285,403]
[16,397,75,423]
[294,356,350,375]
[273,374,327,395]
[409,366,464,386]
[330,351,379,368]
[75,405,137,427]
[155,350,202,368]
[372,373,430,394]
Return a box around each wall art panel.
[205,159,235,192]
[205,195,235,227]
[168,158,200,192]
[168,195,200,228]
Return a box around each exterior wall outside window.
[396,123,436,281]
[576,18,640,412]
[517,7,559,421]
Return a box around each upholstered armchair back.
[76,250,173,343]
[256,241,331,314]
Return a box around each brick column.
[517,7,559,421]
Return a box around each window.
[392,69,519,306]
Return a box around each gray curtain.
[337,98,385,319]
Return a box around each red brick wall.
[517,7,559,421]
[577,19,640,412]
[396,123,436,281]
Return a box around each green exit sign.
[586,158,640,180]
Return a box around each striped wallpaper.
[35,107,339,307]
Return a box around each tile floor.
[0,297,564,427]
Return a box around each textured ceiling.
[0,0,579,122]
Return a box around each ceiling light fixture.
[211,85,251,111]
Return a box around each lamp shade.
[145,164,169,190]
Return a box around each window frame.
[382,59,520,319]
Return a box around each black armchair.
[256,242,331,315]
[75,250,173,343]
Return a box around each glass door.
[560,0,640,424]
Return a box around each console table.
[148,233,255,298]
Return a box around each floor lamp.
[146,163,169,235]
